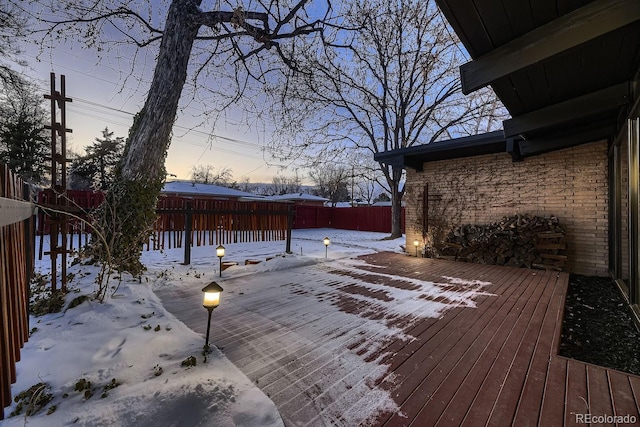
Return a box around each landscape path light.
[414,239,420,257]
[202,281,223,353]
[323,236,331,258]
[216,244,225,277]
[323,237,330,258]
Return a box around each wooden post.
[43,73,72,291]
[629,117,640,305]
[22,184,32,307]
[183,200,192,265]
[423,184,429,241]
[286,205,294,253]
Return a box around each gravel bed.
[559,274,640,376]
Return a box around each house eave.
[374,130,509,170]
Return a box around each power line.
[66,106,266,160]
[24,52,267,150]
[23,48,286,177]
[72,97,264,149]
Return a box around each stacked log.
[439,214,566,271]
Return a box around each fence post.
[286,205,294,253]
[183,200,192,265]
[22,183,31,327]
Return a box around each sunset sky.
[19,30,305,184]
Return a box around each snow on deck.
[156,252,491,426]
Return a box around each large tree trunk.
[94,0,203,274]
[389,167,404,239]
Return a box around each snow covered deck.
[158,252,640,426]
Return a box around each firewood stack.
[439,214,566,271]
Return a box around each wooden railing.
[0,165,33,420]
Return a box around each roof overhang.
[374,131,510,170]
[436,0,640,145]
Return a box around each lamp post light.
[216,244,225,277]
[323,237,330,258]
[413,239,420,257]
[202,281,223,353]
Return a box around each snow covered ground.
[3,228,493,426]
[2,229,407,426]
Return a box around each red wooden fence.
[37,189,104,259]
[293,205,405,233]
[36,191,292,257]
[152,196,291,250]
[0,165,33,420]
[35,191,405,262]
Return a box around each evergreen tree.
[70,128,124,190]
[0,76,49,184]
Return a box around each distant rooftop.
[162,181,261,199]
[266,193,329,202]
[371,201,406,207]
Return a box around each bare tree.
[17,0,331,273]
[309,164,350,207]
[270,173,302,195]
[347,153,385,205]
[268,0,506,237]
[190,164,235,186]
[0,2,29,90]
[236,176,253,193]
[354,171,378,205]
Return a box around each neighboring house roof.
[371,201,406,207]
[267,193,329,202]
[162,181,260,199]
[332,202,353,208]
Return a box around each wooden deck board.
[485,273,563,426]
[512,274,566,426]
[565,361,589,425]
[539,356,568,426]
[457,271,551,426]
[420,270,545,426]
[156,252,640,427]
[586,364,614,424]
[381,269,537,425]
[608,370,640,420]
[479,278,555,425]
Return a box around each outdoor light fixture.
[323,237,330,258]
[414,239,420,257]
[216,244,225,277]
[202,281,223,353]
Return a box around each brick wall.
[405,140,609,276]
